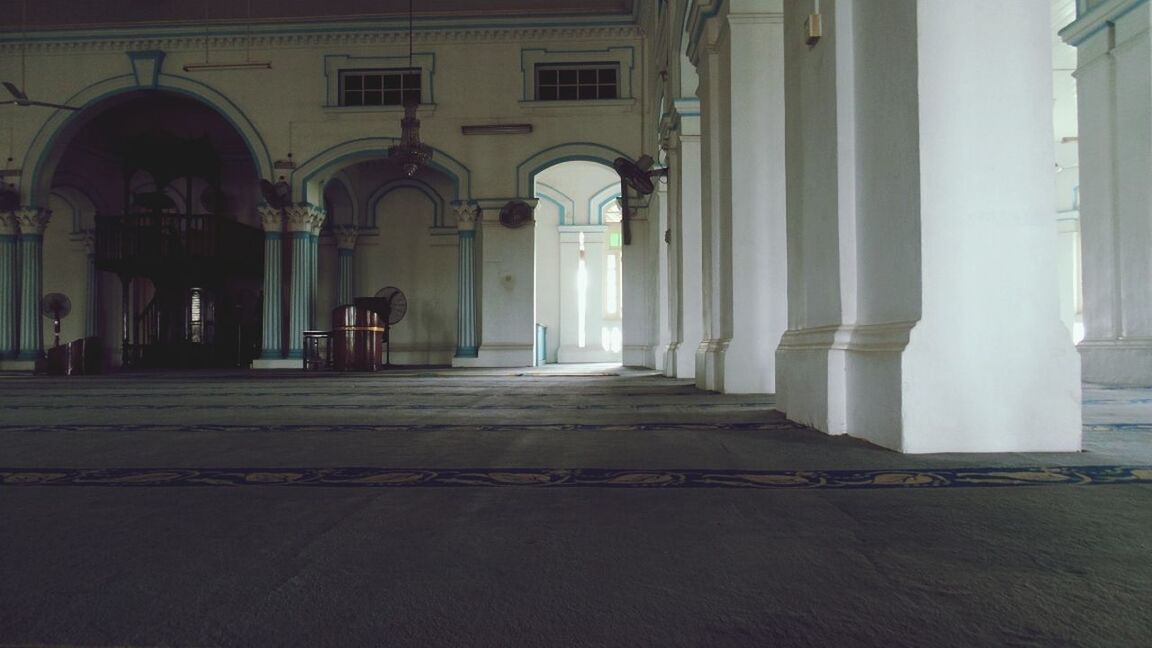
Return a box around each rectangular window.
[535,64,618,101]
[340,69,421,107]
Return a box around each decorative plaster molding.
[1060,0,1147,46]
[332,225,359,250]
[79,229,97,255]
[0,25,642,56]
[15,207,51,236]
[285,203,324,233]
[258,206,284,232]
[0,214,17,237]
[453,202,480,230]
[777,321,916,354]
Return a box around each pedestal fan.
[41,292,71,348]
[374,286,408,367]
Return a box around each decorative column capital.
[258,206,284,233]
[15,207,51,236]
[286,202,325,233]
[333,225,359,251]
[79,228,97,255]
[453,201,480,232]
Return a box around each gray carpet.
[1,368,1150,647]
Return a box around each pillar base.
[1080,338,1152,386]
[695,338,726,391]
[252,358,303,369]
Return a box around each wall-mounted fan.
[613,154,668,245]
[499,200,533,229]
[374,286,408,367]
[259,178,292,210]
[41,292,71,348]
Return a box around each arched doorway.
[533,160,624,364]
[44,90,263,367]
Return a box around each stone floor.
[1,366,1150,647]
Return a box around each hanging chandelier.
[387,0,432,177]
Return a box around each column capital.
[258,206,284,233]
[79,228,97,255]
[453,201,480,231]
[15,207,51,236]
[285,202,325,233]
[333,225,359,250]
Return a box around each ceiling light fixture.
[387,0,432,177]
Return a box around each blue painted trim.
[534,192,568,225]
[454,346,479,358]
[594,189,622,224]
[516,142,630,197]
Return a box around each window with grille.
[535,64,619,101]
[340,69,421,107]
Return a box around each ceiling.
[0,0,636,31]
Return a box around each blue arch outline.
[23,73,273,205]
[294,137,471,205]
[366,178,446,228]
[590,184,623,226]
[516,142,628,198]
[535,182,575,225]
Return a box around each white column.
[690,0,787,394]
[453,203,479,359]
[257,206,284,360]
[622,201,655,367]
[16,207,51,360]
[664,102,705,379]
[0,214,17,358]
[779,0,1080,452]
[455,199,537,368]
[1062,1,1152,384]
[333,225,359,307]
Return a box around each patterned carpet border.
[1,465,1149,490]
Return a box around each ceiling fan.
[0,81,79,111]
[2,0,80,111]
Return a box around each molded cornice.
[1060,0,1149,46]
[0,22,642,54]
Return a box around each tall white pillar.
[779,0,1080,453]
[1062,1,1152,384]
[333,225,359,307]
[689,0,787,394]
[663,102,705,379]
[16,207,51,360]
[257,206,284,360]
[456,199,536,367]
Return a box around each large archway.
[41,89,265,368]
[533,160,624,364]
